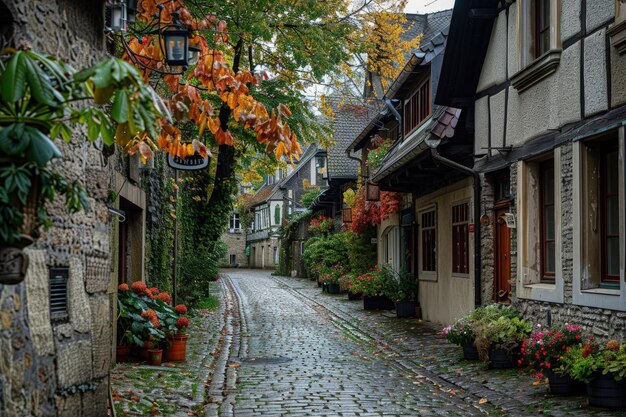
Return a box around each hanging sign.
[167,154,209,171]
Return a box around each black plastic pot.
[587,374,626,409]
[395,300,416,318]
[488,345,514,369]
[347,291,362,301]
[327,283,341,294]
[546,368,585,395]
[363,295,395,310]
[462,342,479,361]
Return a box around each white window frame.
[572,128,626,311]
[516,149,564,303]
[418,205,438,281]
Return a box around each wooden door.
[494,208,511,303]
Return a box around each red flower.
[130,281,147,294]
[174,304,188,315]
[157,292,172,304]
[176,317,190,328]
[141,309,157,319]
[149,287,160,295]
[118,283,129,291]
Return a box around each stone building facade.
[220,211,248,268]
[436,0,626,336]
[0,1,141,415]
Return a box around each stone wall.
[0,1,115,415]
[221,230,248,268]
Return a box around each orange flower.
[157,292,172,304]
[174,304,188,315]
[176,317,189,328]
[607,339,620,351]
[118,283,129,291]
[141,309,156,319]
[130,281,147,294]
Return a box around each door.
[494,208,511,303]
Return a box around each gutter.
[430,147,482,308]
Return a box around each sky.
[404,0,455,14]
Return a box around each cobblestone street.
[213,270,495,417]
[203,270,625,417]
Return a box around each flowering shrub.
[521,324,583,376]
[366,137,394,172]
[558,338,626,383]
[302,233,349,281]
[350,187,400,233]
[118,282,187,348]
[440,318,475,346]
[319,263,347,285]
[308,216,335,236]
[175,316,190,334]
[350,265,395,297]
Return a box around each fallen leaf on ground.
[228,363,240,367]
[479,398,488,404]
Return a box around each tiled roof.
[371,106,461,184]
[327,100,379,179]
[248,144,320,206]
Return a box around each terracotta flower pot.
[116,344,130,363]
[148,348,163,366]
[140,339,154,360]
[165,334,188,362]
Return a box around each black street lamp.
[162,12,189,67]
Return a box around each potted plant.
[340,273,361,300]
[384,269,418,318]
[320,263,345,294]
[117,282,167,363]
[0,48,164,284]
[441,317,478,360]
[521,324,586,395]
[471,304,530,368]
[559,339,626,409]
[165,304,190,362]
[352,265,395,310]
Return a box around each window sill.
[511,49,562,93]
[581,287,621,296]
[608,18,626,55]
[524,283,556,290]
[452,273,470,279]
[419,272,438,282]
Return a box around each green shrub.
[178,240,227,307]
[345,227,377,275]
[303,232,349,281]
[301,188,322,209]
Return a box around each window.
[534,0,550,58]
[578,136,621,289]
[420,209,437,272]
[513,0,560,92]
[540,160,555,283]
[300,241,305,254]
[403,76,431,136]
[451,203,469,274]
[601,146,620,284]
[229,254,236,266]
[229,213,240,232]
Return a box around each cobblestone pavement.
[210,270,626,417]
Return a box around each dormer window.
[403,75,431,137]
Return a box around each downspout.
[430,147,482,308]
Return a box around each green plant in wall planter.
[0,47,166,284]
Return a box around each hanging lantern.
[188,45,201,65]
[342,208,353,223]
[126,0,137,24]
[162,13,189,67]
[366,182,380,202]
[108,1,127,32]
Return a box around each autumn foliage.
[123,0,302,162]
[349,187,399,233]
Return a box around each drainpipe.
[430,147,482,308]
[384,98,402,140]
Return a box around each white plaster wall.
[415,178,474,325]
[587,0,615,32]
[489,90,506,149]
[475,96,489,156]
[508,5,519,78]
[477,10,508,92]
[584,28,609,117]
[505,41,581,147]
[561,0,581,42]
